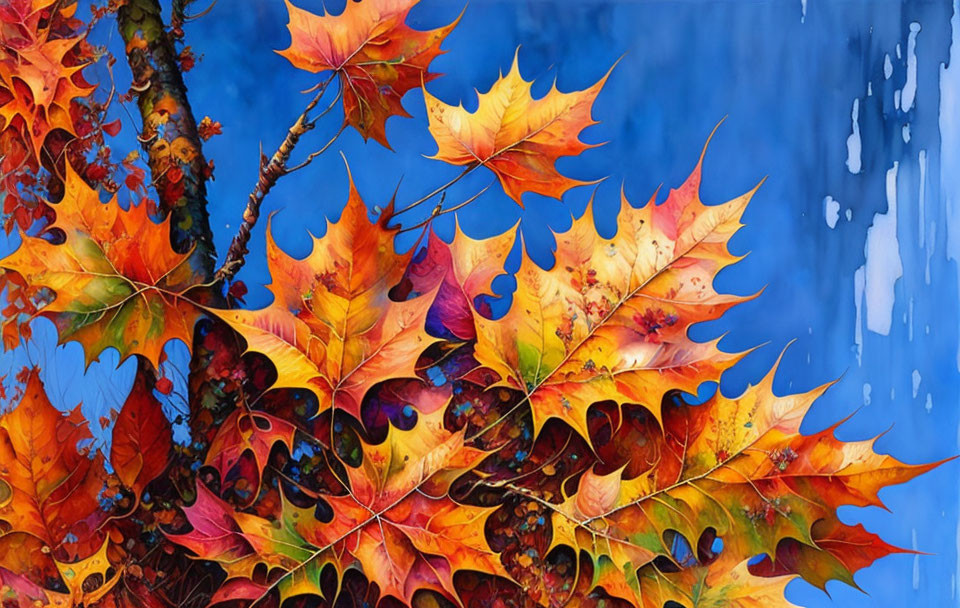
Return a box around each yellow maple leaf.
[467,135,757,441]
[0,34,92,159]
[539,353,940,602]
[424,50,612,204]
[210,167,440,421]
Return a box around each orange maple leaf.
[540,354,943,603]
[210,167,439,422]
[424,50,612,204]
[204,408,297,493]
[0,33,92,159]
[277,0,458,148]
[0,164,208,365]
[0,370,107,559]
[283,410,499,604]
[461,135,756,441]
[170,406,500,607]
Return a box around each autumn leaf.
[209,167,439,422]
[111,372,173,498]
[0,32,93,158]
[175,402,504,607]
[0,531,121,608]
[636,550,797,608]
[53,537,124,606]
[197,115,222,140]
[393,225,515,341]
[166,480,314,581]
[424,50,612,204]
[205,408,297,491]
[0,164,208,365]
[541,354,942,603]
[463,138,756,441]
[0,369,107,558]
[277,0,459,147]
[276,408,503,606]
[0,532,62,607]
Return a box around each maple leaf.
[174,403,502,607]
[111,372,173,498]
[424,50,612,204]
[636,550,797,608]
[165,480,314,581]
[0,32,93,159]
[0,164,208,365]
[197,115,221,141]
[209,168,439,422]
[540,354,942,603]
[277,0,459,147]
[393,225,515,341]
[0,531,123,608]
[463,139,756,441]
[0,369,107,558]
[275,408,503,606]
[205,408,297,492]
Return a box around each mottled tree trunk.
[118,0,216,276]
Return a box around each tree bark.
[117,0,216,277]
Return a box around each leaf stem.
[396,181,494,235]
[392,164,479,218]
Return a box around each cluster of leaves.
[0,1,942,608]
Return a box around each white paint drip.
[913,528,920,589]
[919,149,927,247]
[846,98,862,174]
[846,208,853,221]
[908,296,914,341]
[941,0,960,370]
[800,0,807,23]
[902,22,921,112]
[903,123,911,142]
[824,195,840,228]
[912,369,922,398]
[864,162,904,335]
[927,393,934,413]
[885,53,894,79]
[863,383,872,405]
[854,265,865,365]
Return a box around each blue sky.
[2,1,959,606]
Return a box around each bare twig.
[396,181,494,235]
[215,74,341,282]
[392,164,478,218]
[283,122,346,175]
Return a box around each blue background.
[2,0,959,606]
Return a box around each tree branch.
[215,74,340,283]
